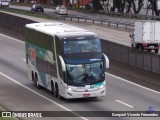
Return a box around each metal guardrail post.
[108,22,110,27]
[125,25,127,29]
[6,7,136,30]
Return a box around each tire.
[140,45,144,50]
[131,44,134,48]
[155,49,159,53]
[32,72,34,81]
[55,85,58,98]
[136,44,139,49]
[34,74,42,89]
[51,82,55,96]
[55,85,64,100]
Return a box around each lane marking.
[0,33,25,44]
[22,59,26,62]
[1,32,160,94]
[115,100,134,108]
[106,73,160,94]
[0,71,88,120]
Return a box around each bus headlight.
[68,86,76,91]
[68,87,72,91]
[100,83,105,89]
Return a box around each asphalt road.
[9,5,136,23]
[0,33,160,120]
[0,10,132,47]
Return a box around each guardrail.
[101,39,160,74]
[99,10,160,20]
[0,7,134,29]
[4,6,160,30]
[61,15,134,29]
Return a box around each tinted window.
[36,57,48,73]
[63,36,101,54]
[48,62,57,77]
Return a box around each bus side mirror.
[59,55,66,72]
[100,64,102,69]
[103,54,109,69]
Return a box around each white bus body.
[25,22,109,99]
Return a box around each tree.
[51,0,62,6]
[131,0,143,14]
[111,0,126,12]
[148,0,159,16]
[92,0,103,11]
[125,0,143,14]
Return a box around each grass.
[0,107,16,120]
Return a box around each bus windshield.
[66,61,104,85]
[63,37,101,54]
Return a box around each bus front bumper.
[64,87,106,99]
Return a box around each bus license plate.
[83,94,90,97]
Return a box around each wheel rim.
[52,84,54,95]
[57,87,59,97]
[36,80,39,87]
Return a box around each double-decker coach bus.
[25,22,109,99]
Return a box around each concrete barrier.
[101,39,160,74]
[0,11,160,74]
[0,12,36,30]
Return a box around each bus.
[25,22,109,99]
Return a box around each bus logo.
[30,48,36,60]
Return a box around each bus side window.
[48,62,57,77]
[36,57,48,73]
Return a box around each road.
[9,5,135,22]
[0,33,160,120]
[0,9,131,47]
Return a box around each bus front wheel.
[55,84,58,98]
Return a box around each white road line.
[22,59,26,62]
[1,32,160,94]
[0,71,88,120]
[115,100,134,108]
[0,33,25,44]
[106,73,160,94]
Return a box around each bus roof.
[25,22,97,37]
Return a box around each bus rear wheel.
[34,74,42,89]
[51,82,55,96]
[55,85,64,100]
[155,49,159,53]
